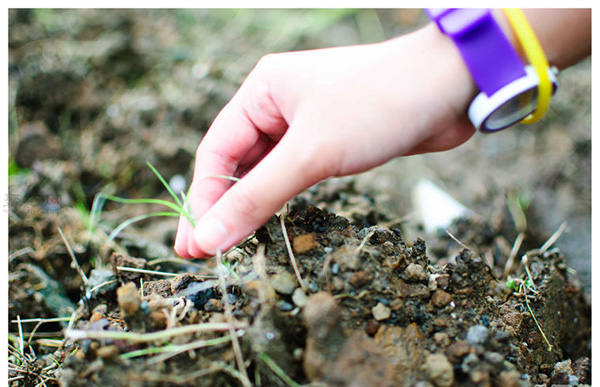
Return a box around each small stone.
[498,370,521,387]
[447,340,471,361]
[471,370,490,385]
[149,311,167,329]
[433,332,450,348]
[89,311,104,323]
[204,298,224,312]
[483,351,504,365]
[278,301,294,312]
[292,288,308,307]
[292,234,318,254]
[428,275,438,291]
[96,345,120,360]
[431,289,453,308]
[331,263,339,275]
[332,277,345,291]
[365,319,380,336]
[389,298,403,311]
[371,302,391,321]
[348,270,373,288]
[116,282,140,315]
[461,353,479,374]
[466,325,489,346]
[553,359,572,375]
[425,353,454,387]
[404,263,429,282]
[308,282,320,293]
[271,271,298,295]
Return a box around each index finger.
[174,79,288,258]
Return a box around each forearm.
[494,8,591,70]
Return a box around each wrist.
[409,23,478,127]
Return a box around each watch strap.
[426,8,526,96]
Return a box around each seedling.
[90,161,240,242]
[89,161,195,241]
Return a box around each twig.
[504,232,525,278]
[356,229,376,254]
[279,215,308,293]
[9,247,34,261]
[58,227,90,287]
[66,321,246,342]
[539,222,567,254]
[217,250,252,387]
[116,266,179,277]
[445,229,469,250]
[11,317,72,324]
[147,257,215,272]
[88,279,119,294]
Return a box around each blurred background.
[9,9,591,300]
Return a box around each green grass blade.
[102,194,183,214]
[146,161,183,209]
[259,352,300,387]
[88,193,109,237]
[109,211,180,240]
[179,190,196,228]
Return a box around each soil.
[8,9,591,387]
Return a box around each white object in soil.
[413,179,470,234]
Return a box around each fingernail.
[194,218,229,255]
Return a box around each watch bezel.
[468,65,558,132]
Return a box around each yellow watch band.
[502,8,553,124]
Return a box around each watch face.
[484,87,537,130]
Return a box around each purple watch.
[426,8,558,132]
[426,8,525,96]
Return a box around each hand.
[174,24,477,258]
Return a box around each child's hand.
[174,24,477,258]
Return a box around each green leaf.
[146,161,183,209]
[109,211,180,240]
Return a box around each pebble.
[116,282,140,315]
[292,288,308,308]
[433,332,450,348]
[348,270,373,288]
[425,353,454,387]
[308,282,320,293]
[371,302,391,321]
[404,262,429,282]
[466,325,489,346]
[483,351,504,365]
[89,311,104,324]
[461,353,479,374]
[553,359,572,375]
[278,301,294,312]
[431,289,453,308]
[270,271,298,295]
[97,345,120,360]
[331,263,339,275]
[365,319,380,336]
[447,340,472,360]
[292,234,319,254]
[498,370,521,387]
[204,298,223,312]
